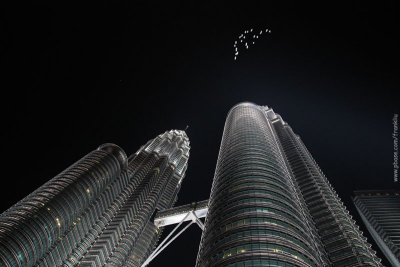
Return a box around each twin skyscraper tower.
[0,103,385,266]
[0,130,190,267]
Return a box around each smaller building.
[353,190,400,267]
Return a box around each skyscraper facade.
[0,130,190,267]
[353,190,400,266]
[196,102,381,267]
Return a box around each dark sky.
[1,1,399,266]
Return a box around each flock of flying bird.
[234,28,272,60]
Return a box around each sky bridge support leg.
[141,211,204,267]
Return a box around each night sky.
[1,1,399,266]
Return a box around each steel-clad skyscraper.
[0,130,190,267]
[196,102,381,267]
[353,190,400,266]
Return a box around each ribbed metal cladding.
[0,144,126,267]
[102,130,190,267]
[273,120,382,266]
[196,103,326,267]
[353,190,400,266]
[0,130,190,267]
